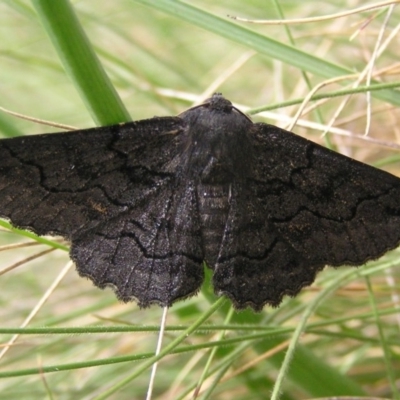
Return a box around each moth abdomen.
[197,183,231,267]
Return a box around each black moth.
[1,93,400,311]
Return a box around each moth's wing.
[0,117,205,307]
[0,117,181,237]
[71,181,204,307]
[213,123,400,310]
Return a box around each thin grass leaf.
[31,0,131,125]
[132,0,400,106]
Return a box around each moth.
[1,94,399,310]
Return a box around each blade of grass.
[93,297,225,400]
[31,0,131,125]
[365,275,400,399]
[132,0,400,106]
[270,266,378,399]
[0,220,68,251]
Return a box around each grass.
[0,0,400,399]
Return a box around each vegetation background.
[0,0,399,399]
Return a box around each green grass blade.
[31,0,131,125]
[132,0,400,106]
